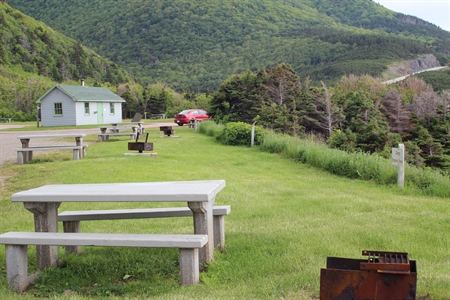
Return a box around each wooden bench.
[0,231,208,292]
[0,118,12,123]
[59,205,231,252]
[15,145,88,165]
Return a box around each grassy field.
[0,124,449,299]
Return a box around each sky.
[376,0,450,31]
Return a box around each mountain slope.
[9,0,450,91]
[0,2,131,84]
[0,2,132,120]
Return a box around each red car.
[174,109,209,126]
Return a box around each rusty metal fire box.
[128,133,153,153]
[320,250,417,300]
[160,126,174,137]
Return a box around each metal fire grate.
[160,126,174,137]
[320,250,417,300]
[360,250,410,274]
[128,133,153,153]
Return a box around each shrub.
[198,121,224,137]
[215,122,264,146]
[259,130,450,196]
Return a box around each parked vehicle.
[174,109,209,126]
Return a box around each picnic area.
[0,121,448,299]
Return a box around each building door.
[97,103,104,124]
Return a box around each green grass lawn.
[0,125,449,299]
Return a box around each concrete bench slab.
[15,145,87,165]
[98,133,136,142]
[59,206,231,251]
[0,232,208,292]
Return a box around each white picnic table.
[11,180,226,270]
[109,122,144,133]
[16,133,86,164]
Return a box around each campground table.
[17,133,86,163]
[11,180,226,270]
[110,122,144,134]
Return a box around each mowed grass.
[0,125,449,299]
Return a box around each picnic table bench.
[98,126,137,141]
[0,117,13,123]
[16,134,87,165]
[58,205,231,253]
[150,114,166,119]
[0,232,208,292]
[110,122,144,134]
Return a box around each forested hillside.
[0,2,132,120]
[4,0,450,174]
[9,0,450,91]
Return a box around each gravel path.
[0,122,173,166]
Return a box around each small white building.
[37,83,126,127]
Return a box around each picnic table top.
[99,126,134,129]
[110,122,143,126]
[11,180,226,203]
[17,134,86,139]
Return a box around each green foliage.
[0,2,133,120]
[197,120,224,137]
[257,130,450,197]
[216,122,264,146]
[416,70,450,92]
[8,0,450,91]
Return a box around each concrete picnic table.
[11,180,226,270]
[17,133,86,164]
[108,122,144,134]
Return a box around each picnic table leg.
[188,200,214,270]
[23,202,61,270]
[20,138,31,163]
[75,137,84,158]
[17,151,24,165]
[72,148,80,160]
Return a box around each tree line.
[210,64,450,174]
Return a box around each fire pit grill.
[160,126,174,137]
[128,133,153,153]
[320,250,417,300]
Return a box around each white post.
[251,122,256,147]
[398,144,405,188]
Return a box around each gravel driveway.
[0,122,173,166]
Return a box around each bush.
[197,121,224,137]
[259,131,450,197]
[199,124,450,197]
[215,122,264,146]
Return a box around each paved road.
[383,66,447,85]
[0,122,173,166]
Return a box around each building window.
[110,103,115,114]
[54,103,63,116]
[84,102,90,114]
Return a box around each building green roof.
[36,84,126,103]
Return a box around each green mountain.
[0,2,130,84]
[8,0,450,92]
[0,1,132,120]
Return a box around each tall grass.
[0,124,449,299]
[200,122,450,198]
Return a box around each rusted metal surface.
[320,250,417,300]
[128,133,153,153]
[160,126,174,136]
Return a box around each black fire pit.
[320,250,417,300]
[128,133,153,153]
